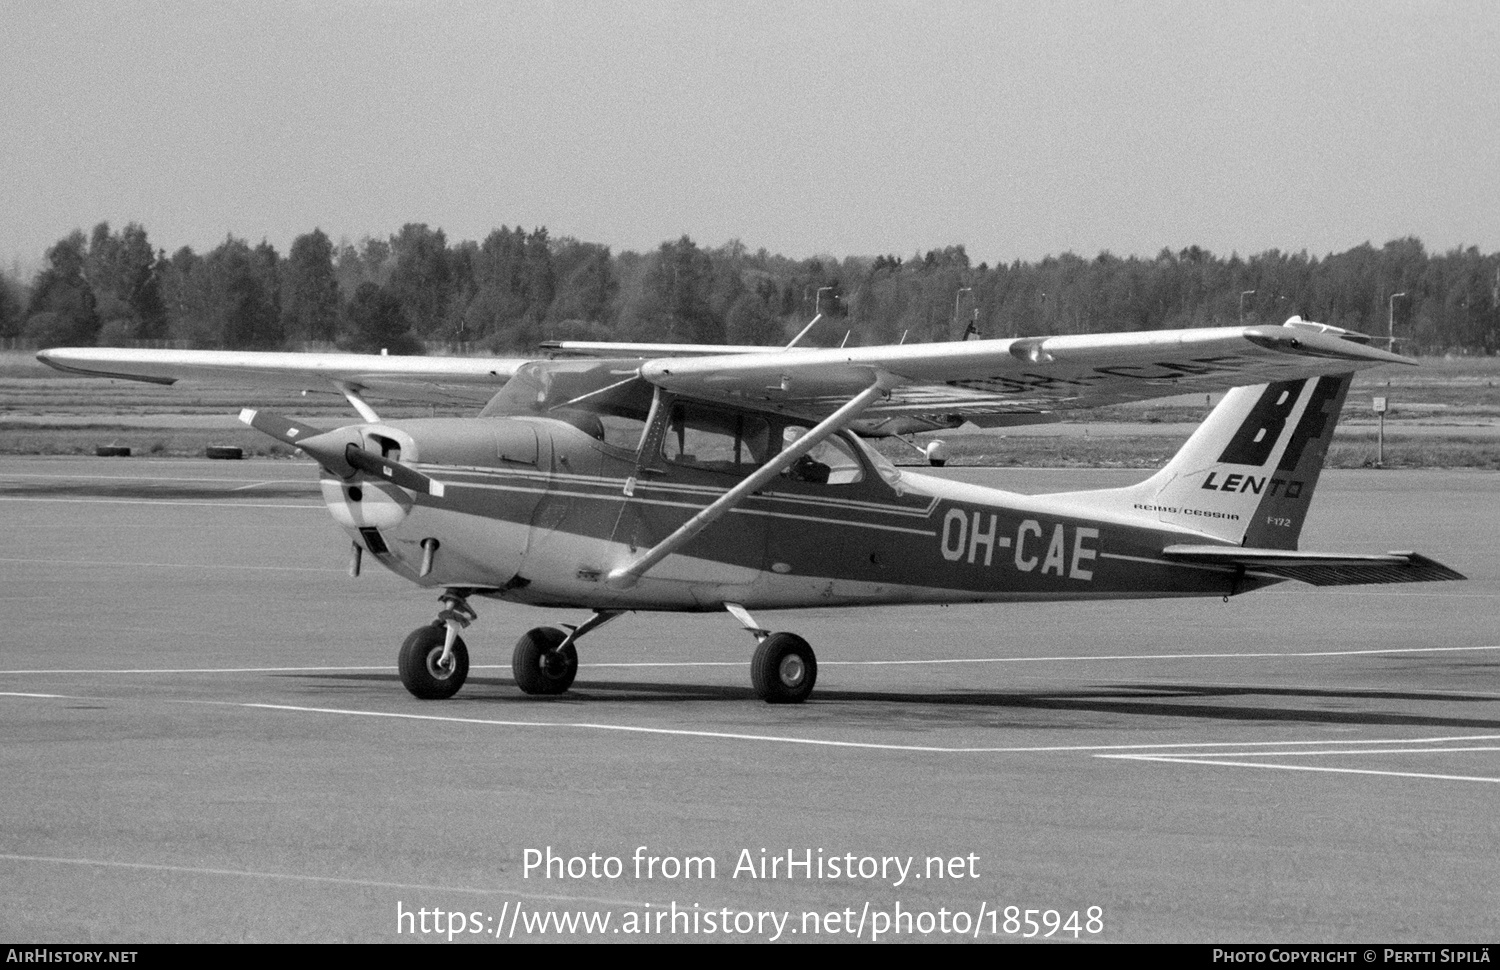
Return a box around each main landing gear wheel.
[751,632,817,704]
[398,623,469,700]
[512,626,579,696]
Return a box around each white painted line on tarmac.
[0,556,342,573]
[509,643,1500,670]
[243,702,1500,757]
[1264,589,1498,599]
[8,690,1500,764]
[0,496,322,509]
[249,701,1206,753]
[0,664,386,675]
[247,702,1036,753]
[0,472,312,485]
[5,644,1497,676]
[0,853,653,907]
[1099,753,1500,784]
[818,643,1500,665]
[1189,745,1500,757]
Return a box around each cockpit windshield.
[479,359,657,448]
[480,359,905,493]
[479,359,654,419]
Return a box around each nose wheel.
[398,622,470,699]
[398,589,476,700]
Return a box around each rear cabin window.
[662,405,770,474]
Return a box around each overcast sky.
[3,0,1497,274]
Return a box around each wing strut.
[335,382,381,423]
[606,379,889,590]
[783,313,823,349]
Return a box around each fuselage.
[322,414,1272,613]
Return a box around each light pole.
[954,287,973,338]
[1239,290,1256,326]
[1388,291,1408,349]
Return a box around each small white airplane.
[39,316,1462,703]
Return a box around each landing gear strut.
[512,610,622,696]
[512,627,576,695]
[726,602,818,704]
[398,589,475,700]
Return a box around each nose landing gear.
[398,624,470,699]
[397,589,476,700]
[396,592,626,701]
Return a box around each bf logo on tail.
[1216,378,1342,473]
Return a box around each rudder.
[1122,374,1353,549]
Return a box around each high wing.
[540,340,806,358]
[627,320,1411,433]
[37,319,1406,431]
[36,347,529,408]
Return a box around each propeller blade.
[238,409,443,497]
[241,409,357,477]
[343,444,446,498]
[238,409,326,446]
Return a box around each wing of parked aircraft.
[627,322,1409,425]
[37,347,530,407]
[35,317,1455,706]
[39,320,1408,431]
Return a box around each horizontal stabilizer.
[1162,545,1466,586]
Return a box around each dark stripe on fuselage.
[389,464,1249,599]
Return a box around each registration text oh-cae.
[940,510,1099,580]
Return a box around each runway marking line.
[245,702,1500,757]
[4,643,1497,676]
[6,691,1500,763]
[1100,753,1500,785]
[0,665,390,675]
[0,556,343,573]
[0,472,313,486]
[0,496,323,509]
[0,852,654,908]
[818,644,1500,666]
[1134,744,1500,758]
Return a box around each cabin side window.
[661,405,771,474]
[780,428,864,485]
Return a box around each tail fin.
[1121,374,1353,548]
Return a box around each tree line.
[3,223,1497,355]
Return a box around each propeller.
[342,442,445,497]
[238,408,323,445]
[239,409,445,497]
